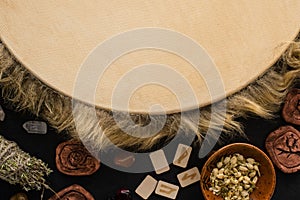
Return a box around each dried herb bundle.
[0,135,52,191]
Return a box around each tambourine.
[0,1,299,151]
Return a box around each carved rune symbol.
[277,133,300,158]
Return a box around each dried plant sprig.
[0,135,52,191]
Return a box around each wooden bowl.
[200,143,276,200]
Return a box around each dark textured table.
[0,97,299,200]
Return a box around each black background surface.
[0,97,299,200]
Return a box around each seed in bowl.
[209,153,261,200]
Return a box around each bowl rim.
[200,142,276,200]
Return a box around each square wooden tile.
[173,144,192,168]
[155,180,179,199]
[135,175,158,199]
[177,167,200,187]
[149,149,170,174]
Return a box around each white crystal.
[0,105,5,121]
[23,121,47,134]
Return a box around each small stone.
[115,188,133,200]
[10,193,28,200]
[114,151,135,168]
[23,121,47,134]
[0,105,5,121]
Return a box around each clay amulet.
[48,184,94,200]
[266,126,300,173]
[56,139,100,176]
[282,88,300,125]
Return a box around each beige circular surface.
[0,1,299,114]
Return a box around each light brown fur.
[0,35,299,151]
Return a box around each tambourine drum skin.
[0,1,299,113]
[0,1,299,150]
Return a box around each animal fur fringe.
[0,35,300,151]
